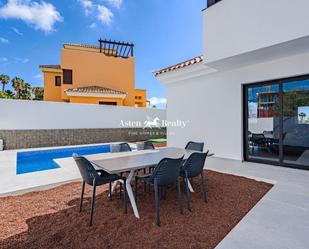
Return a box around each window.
[99,101,117,106]
[244,75,309,169]
[55,76,61,86]
[63,69,72,84]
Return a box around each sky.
[0,0,205,108]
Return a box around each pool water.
[16,144,111,174]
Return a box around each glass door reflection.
[247,84,280,162]
[283,80,309,167]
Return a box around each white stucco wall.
[162,52,309,160]
[0,100,166,130]
[203,0,309,64]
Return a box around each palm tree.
[11,77,24,99]
[32,87,44,100]
[0,74,10,92]
[20,82,32,100]
[5,90,14,98]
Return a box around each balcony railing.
[98,39,134,58]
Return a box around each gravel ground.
[0,170,272,249]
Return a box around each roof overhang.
[65,91,127,99]
[204,36,309,71]
[39,67,62,73]
[156,63,217,85]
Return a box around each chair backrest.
[183,151,208,177]
[144,141,155,150]
[119,143,132,152]
[185,141,204,152]
[263,130,273,135]
[252,133,265,139]
[73,153,100,185]
[251,133,266,144]
[150,156,184,186]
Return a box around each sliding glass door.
[244,75,309,169]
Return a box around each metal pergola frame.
[98,39,134,58]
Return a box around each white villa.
[155,0,309,170]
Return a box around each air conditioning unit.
[0,139,3,151]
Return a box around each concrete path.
[207,157,309,249]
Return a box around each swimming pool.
[16,144,111,174]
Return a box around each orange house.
[39,39,146,107]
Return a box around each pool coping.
[0,142,139,196]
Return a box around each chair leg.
[89,181,96,226]
[109,181,112,201]
[79,181,85,212]
[185,172,191,212]
[143,168,147,192]
[163,187,167,200]
[154,180,160,227]
[177,179,183,214]
[119,184,122,199]
[123,178,127,214]
[135,177,138,203]
[119,173,123,199]
[200,173,208,203]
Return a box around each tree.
[0,74,10,92]
[32,87,44,100]
[0,90,14,99]
[11,77,24,99]
[19,82,32,100]
[5,90,14,98]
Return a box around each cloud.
[107,0,122,9]
[15,57,29,63]
[97,5,113,25]
[89,22,97,28]
[0,57,8,62]
[78,0,93,15]
[33,73,43,79]
[0,0,63,33]
[12,27,23,35]
[78,1,120,26]
[149,97,167,107]
[0,37,9,43]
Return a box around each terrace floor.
[206,157,309,249]
[1,148,308,248]
[0,170,271,249]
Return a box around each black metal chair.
[110,143,131,196]
[119,142,132,152]
[135,156,184,226]
[144,141,155,150]
[73,154,127,226]
[138,141,156,187]
[250,133,270,151]
[180,151,208,211]
[185,141,204,152]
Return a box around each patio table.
[90,147,211,219]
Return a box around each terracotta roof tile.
[153,55,204,76]
[39,65,61,69]
[65,85,127,95]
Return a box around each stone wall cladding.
[0,128,166,150]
